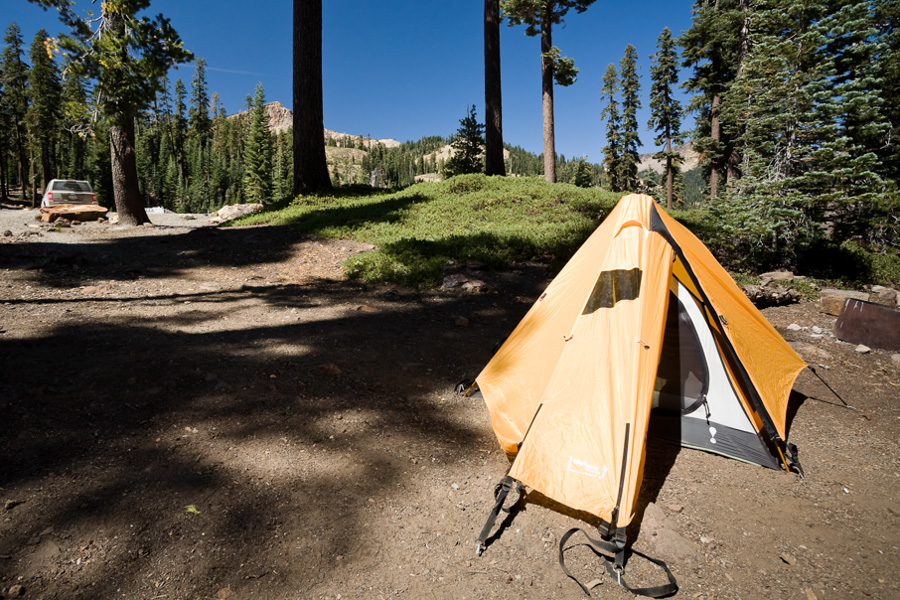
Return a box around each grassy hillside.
[234,175,622,287]
[235,175,900,289]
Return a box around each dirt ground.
[1,207,898,600]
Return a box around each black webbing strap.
[558,527,678,598]
[475,476,517,556]
[785,442,805,478]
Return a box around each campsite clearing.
[1,216,898,599]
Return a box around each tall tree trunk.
[293,0,332,195]
[28,147,36,207]
[74,134,85,180]
[727,0,752,186]
[41,139,51,192]
[665,134,674,210]
[709,91,721,197]
[0,147,8,201]
[15,133,28,205]
[102,11,149,225]
[705,0,723,198]
[110,114,150,226]
[540,4,556,183]
[484,0,505,176]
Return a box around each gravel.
[0,207,214,243]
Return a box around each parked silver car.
[41,179,98,207]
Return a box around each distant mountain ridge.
[637,142,699,174]
[233,101,691,182]
[230,101,401,148]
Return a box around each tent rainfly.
[470,193,806,597]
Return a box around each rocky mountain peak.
[637,141,699,174]
[229,101,401,148]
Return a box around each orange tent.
[472,193,805,594]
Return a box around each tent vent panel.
[583,268,643,313]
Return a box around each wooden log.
[738,283,801,307]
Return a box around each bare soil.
[1,208,898,600]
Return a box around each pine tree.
[231,102,248,202]
[502,0,596,182]
[809,0,893,244]
[208,97,228,207]
[151,75,177,208]
[572,157,591,187]
[0,73,9,200]
[30,0,193,225]
[712,0,894,267]
[618,44,641,192]
[443,105,486,178]
[86,117,113,207]
[600,63,622,192]
[1,23,31,204]
[135,115,159,204]
[875,0,899,185]
[714,3,829,265]
[680,0,742,198]
[243,82,273,203]
[189,58,211,143]
[27,29,62,191]
[272,130,293,202]
[185,59,212,212]
[58,70,90,179]
[186,138,210,212]
[172,78,188,202]
[648,28,682,209]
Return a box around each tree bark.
[0,147,7,201]
[28,148,36,207]
[709,91,721,197]
[15,131,28,206]
[100,9,149,225]
[665,134,674,210]
[706,0,723,198]
[110,114,150,226]
[293,0,332,195]
[727,0,752,186]
[540,4,556,183]
[738,283,801,307]
[484,0,505,176]
[40,139,51,193]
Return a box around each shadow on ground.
[0,225,549,599]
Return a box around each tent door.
[649,280,780,469]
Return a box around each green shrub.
[231,175,622,287]
[229,180,898,288]
[805,240,900,287]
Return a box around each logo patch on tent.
[566,456,608,479]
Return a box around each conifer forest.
[0,0,898,269]
[2,4,900,599]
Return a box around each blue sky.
[6,1,697,162]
